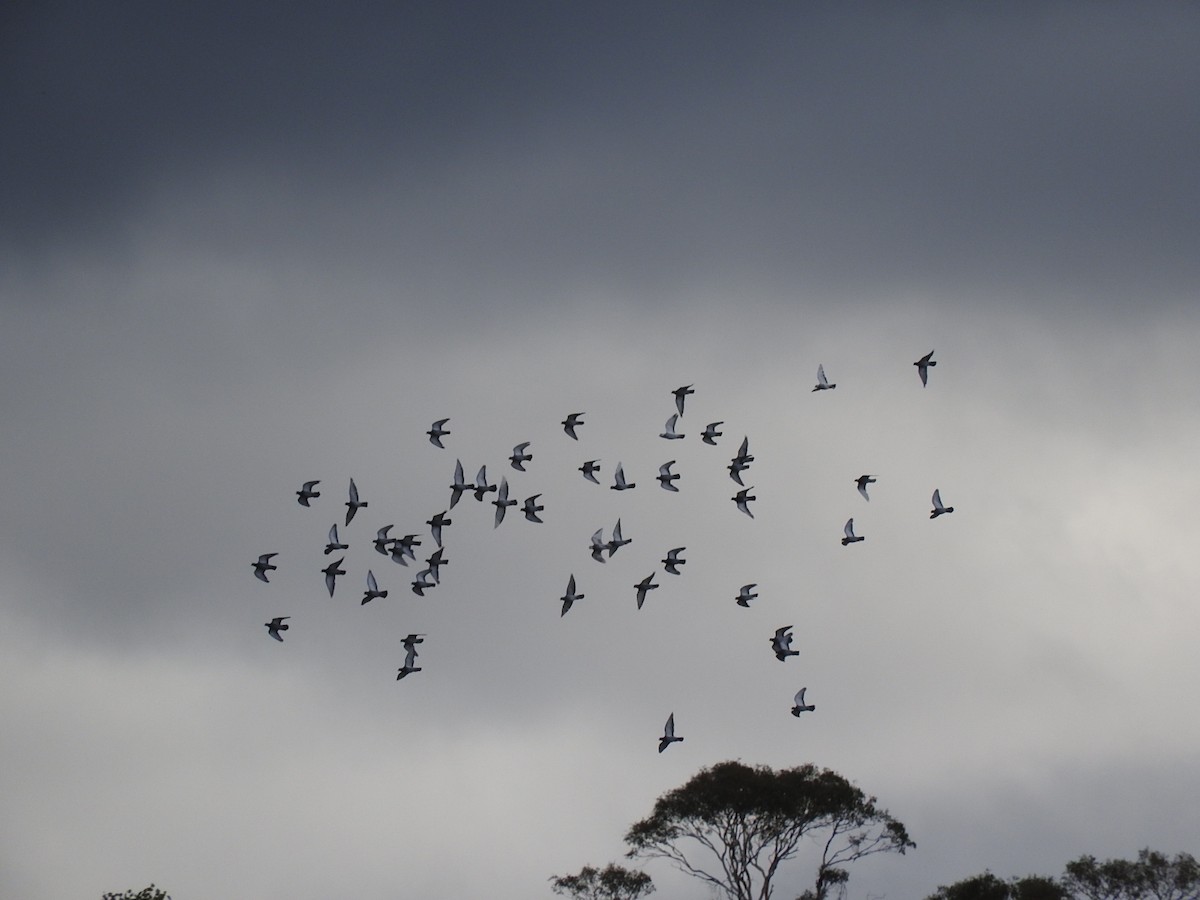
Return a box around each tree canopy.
[623,760,913,900]
[549,863,655,900]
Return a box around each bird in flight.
[660,414,685,440]
[855,475,876,501]
[396,644,422,679]
[410,568,436,596]
[841,518,864,546]
[658,461,680,492]
[658,713,683,752]
[560,574,583,617]
[733,486,756,518]
[265,616,290,642]
[296,481,320,507]
[771,626,799,661]
[509,442,533,471]
[253,553,278,583]
[373,525,395,556]
[447,459,470,509]
[323,557,346,597]
[562,412,585,440]
[426,511,451,547]
[701,421,724,445]
[672,384,694,417]
[324,524,348,555]
[930,488,955,518]
[472,465,497,502]
[492,477,518,526]
[590,528,608,563]
[427,418,451,448]
[662,547,686,575]
[736,584,758,607]
[728,437,753,485]
[611,462,636,491]
[791,687,816,716]
[345,478,367,525]
[634,572,659,609]
[522,494,545,523]
[812,363,836,391]
[579,459,601,484]
[914,350,936,387]
[607,519,632,557]
[362,570,387,605]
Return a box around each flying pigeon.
[771,626,799,661]
[522,494,545,523]
[449,459,470,508]
[841,518,864,546]
[611,462,636,491]
[812,363,836,391]
[396,644,422,679]
[701,421,724,445]
[914,350,936,387]
[253,553,278,583]
[427,418,451,448]
[791,687,816,716]
[425,547,448,583]
[660,414,685,440]
[590,528,608,563]
[401,633,425,652]
[607,518,632,556]
[930,488,955,518]
[855,475,876,501]
[472,465,497,502]
[411,568,436,596]
[672,384,694,417]
[345,478,367,525]
[562,412,585,440]
[323,557,346,597]
[579,459,601,484]
[362,570,387,605]
[426,510,451,547]
[296,481,321,506]
[733,486,756,518]
[728,437,754,485]
[509,441,533,471]
[736,584,758,607]
[658,713,683,752]
[658,461,680,492]
[393,533,422,561]
[373,525,395,555]
[492,477,517,526]
[324,524,348,555]
[560,574,583,617]
[265,616,290,642]
[634,572,659,609]
[662,547,686,575]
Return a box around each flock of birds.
[252,354,953,752]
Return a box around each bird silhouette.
[930,488,955,518]
[296,481,320,507]
[672,384,694,417]
[265,616,290,642]
[662,548,686,575]
[560,574,583,616]
[345,478,367,525]
[509,442,533,471]
[426,511,451,547]
[812,363,836,391]
[660,414,685,440]
[253,553,278,583]
[736,584,758,607]
[562,412,585,440]
[771,626,799,661]
[522,494,545,523]
[324,524,348,555]
[579,460,601,484]
[658,713,683,752]
[634,572,659,609]
[701,421,724,445]
[472,465,497,502]
[492,477,517,526]
[449,459,470,508]
[658,461,680,492]
[841,518,864,546]
[362,570,387,605]
[611,462,636,491]
[733,486,756,518]
[914,350,936,387]
[855,475,876,501]
[427,418,451,448]
[791,687,816,716]
[323,557,346,597]
[373,525,395,556]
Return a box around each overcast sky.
[2,3,1199,899]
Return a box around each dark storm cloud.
[5,3,1199,303]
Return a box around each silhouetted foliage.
[623,760,913,900]
[101,886,170,900]
[1062,849,1200,900]
[926,871,1068,900]
[549,863,655,900]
